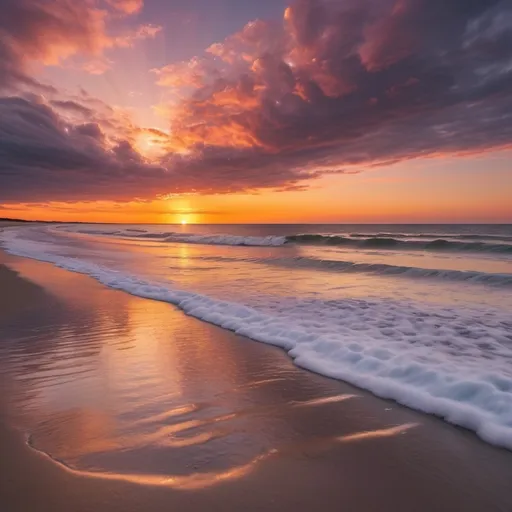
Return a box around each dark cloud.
[0,96,166,202]
[1,0,512,203]
[0,95,327,202]
[160,0,512,178]
[50,100,95,118]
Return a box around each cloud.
[49,99,95,118]
[155,0,512,173]
[0,0,110,89]
[105,0,144,15]
[0,0,159,88]
[1,0,512,204]
[113,23,162,48]
[152,57,212,88]
[0,95,329,202]
[80,23,161,73]
[0,96,165,202]
[81,57,114,75]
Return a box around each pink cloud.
[105,0,144,15]
[0,0,161,85]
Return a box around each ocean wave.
[162,234,287,246]
[263,256,512,286]
[115,233,286,246]
[349,232,512,242]
[71,228,172,239]
[61,226,512,252]
[2,228,512,451]
[73,228,126,236]
[287,234,512,253]
[70,228,286,246]
[121,230,512,252]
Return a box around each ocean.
[2,223,512,450]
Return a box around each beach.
[2,0,512,507]
[1,247,512,511]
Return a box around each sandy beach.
[1,250,512,512]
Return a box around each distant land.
[0,218,81,224]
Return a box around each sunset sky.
[1,0,511,223]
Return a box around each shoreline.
[3,225,512,451]
[1,251,512,511]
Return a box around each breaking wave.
[263,256,512,286]
[67,227,512,253]
[349,232,512,242]
[286,234,512,253]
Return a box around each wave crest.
[287,234,512,253]
[264,256,512,286]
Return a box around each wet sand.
[1,251,512,512]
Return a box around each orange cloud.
[11,2,112,68]
[152,58,209,88]
[105,0,144,15]
[113,23,162,49]
[82,57,114,75]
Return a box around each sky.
[0,0,511,224]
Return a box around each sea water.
[2,223,512,449]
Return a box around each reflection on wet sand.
[29,423,418,490]
[28,439,273,490]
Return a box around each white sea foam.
[65,227,288,246]
[162,233,287,246]
[68,226,512,253]
[2,228,512,450]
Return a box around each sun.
[181,218,188,225]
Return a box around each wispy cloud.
[105,0,144,15]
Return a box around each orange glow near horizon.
[3,150,511,224]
